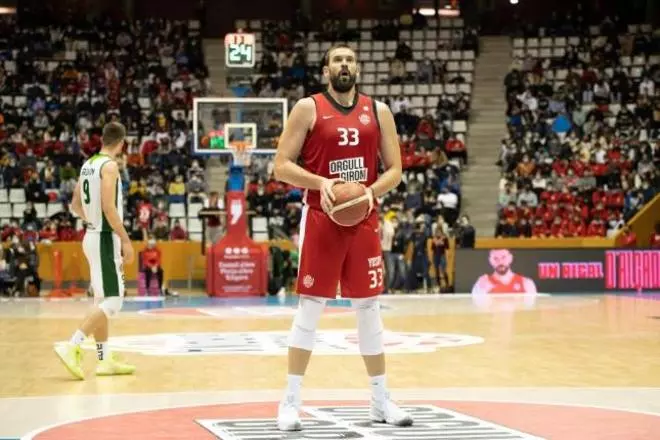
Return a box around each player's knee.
[98,296,123,318]
[288,295,326,350]
[354,297,384,355]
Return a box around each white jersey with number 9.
[79,153,124,233]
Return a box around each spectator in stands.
[187,174,207,204]
[417,58,435,84]
[408,218,432,291]
[436,186,459,226]
[455,215,475,248]
[432,228,449,291]
[445,133,466,164]
[22,202,39,229]
[152,216,169,241]
[517,186,538,207]
[649,222,660,249]
[619,225,638,248]
[168,174,186,204]
[12,240,40,297]
[394,41,413,61]
[385,213,408,290]
[169,219,188,241]
[0,256,15,297]
[495,217,518,238]
[204,191,223,244]
[39,220,58,243]
[389,58,405,84]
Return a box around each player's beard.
[330,68,357,93]
[495,265,509,275]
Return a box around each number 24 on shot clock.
[225,33,255,68]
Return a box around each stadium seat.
[46,203,63,217]
[9,189,25,203]
[188,203,203,218]
[453,120,467,133]
[187,218,202,233]
[0,203,11,218]
[168,203,186,218]
[34,203,47,218]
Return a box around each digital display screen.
[455,249,660,293]
[224,33,255,68]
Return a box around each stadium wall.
[36,239,296,283]
[474,237,616,249]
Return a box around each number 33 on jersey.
[300,91,380,207]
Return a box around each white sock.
[96,342,109,361]
[70,330,86,346]
[285,374,303,401]
[370,374,388,400]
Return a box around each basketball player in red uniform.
[273,44,412,431]
[471,249,538,295]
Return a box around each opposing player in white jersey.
[54,122,136,379]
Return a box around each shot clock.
[224,33,255,68]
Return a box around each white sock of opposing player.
[96,342,109,361]
[285,374,303,402]
[69,329,86,346]
[370,374,388,401]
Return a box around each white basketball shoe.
[370,394,414,426]
[277,394,302,431]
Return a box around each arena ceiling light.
[418,7,437,16]
[510,0,519,4]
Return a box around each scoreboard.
[224,33,255,68]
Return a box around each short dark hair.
[102,122,126,147]
[324,44,357,67]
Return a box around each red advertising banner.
[206,191,268,296]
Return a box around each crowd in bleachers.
[237,13,478,292]
[496,16,659,238]
[0,16,210,295]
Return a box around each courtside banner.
[455,248,660,293]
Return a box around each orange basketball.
[330,182,369,227]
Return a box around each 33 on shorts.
[296,206,384,298]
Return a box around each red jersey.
[649,233,660,249]
[487,273,527,293]
[301,92,380,211]
[142,248,162,268]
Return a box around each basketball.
[330,182,370,227]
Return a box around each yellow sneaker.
[54,343,85,380]
[95,353,136,376]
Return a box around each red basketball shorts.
[296,206,384,298]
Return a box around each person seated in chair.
[141,238,174,296]
[0,257,16,297]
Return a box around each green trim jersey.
[79,154,123,233]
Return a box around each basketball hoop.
[230,141,252,168]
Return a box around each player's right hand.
[121,239,135,265]
[320,178,344,214]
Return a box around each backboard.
[193,97,287,156]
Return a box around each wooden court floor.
[1,293,660,439]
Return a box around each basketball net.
[230,141,252,168]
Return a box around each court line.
[18,391,660,440]
[5,387,660,402]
